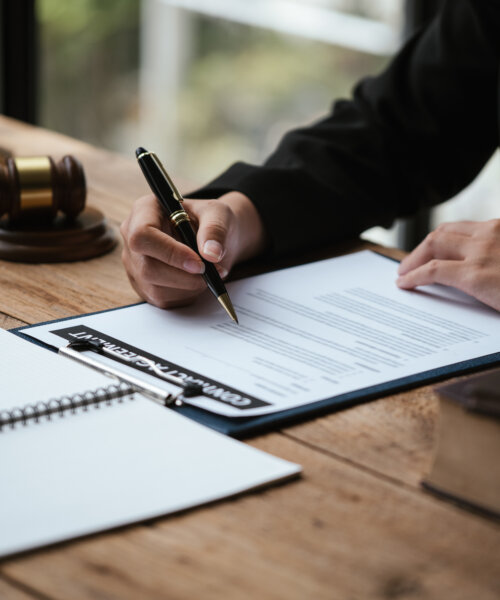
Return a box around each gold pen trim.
[169,209,190,227]
[149,153,184,203]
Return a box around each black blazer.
[192,0,500,257]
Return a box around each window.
[37,0,500,248]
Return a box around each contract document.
[22,251,500,418]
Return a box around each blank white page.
[0,393,300,558]
[0,328,112,411]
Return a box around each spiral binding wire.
[0,382,135,432]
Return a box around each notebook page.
[0,394,300,558]
[0,328,112,411]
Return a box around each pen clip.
[60,340,203,407]
[150,153,184,203]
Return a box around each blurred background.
[3,0,500,248]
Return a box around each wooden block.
[0,207,116,263]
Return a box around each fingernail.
[183,259,205,274]
[218,267,228,278]
[203,240,224,261]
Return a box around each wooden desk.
[0,116,498,600]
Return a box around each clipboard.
[13,303,500,438]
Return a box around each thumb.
[193,201,232,264]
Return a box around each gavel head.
[0,155,86,225]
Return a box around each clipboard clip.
[60,340,204,407]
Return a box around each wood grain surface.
[0,116,498,600]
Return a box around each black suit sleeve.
[190,0,500,257]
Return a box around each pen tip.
[218,293,239,324]
[135,146,147,158]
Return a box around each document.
[22,251,500,418]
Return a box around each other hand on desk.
[397,219,500,312]
[120,192,266,308]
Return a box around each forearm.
[192,0,500,257]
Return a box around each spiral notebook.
[0,328,301,559]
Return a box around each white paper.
[22,251,500,418]
[0,328,113,411]
[0,392,300,558]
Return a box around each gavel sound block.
[0,155,116,262]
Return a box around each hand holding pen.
[120,150,267,315]
[135,147,239,321]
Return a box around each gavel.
[0,155,86,224]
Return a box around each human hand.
[396,219,500,311]
[120,191,267,308]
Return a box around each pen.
[135,147,238,323]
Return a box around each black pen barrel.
[137,153,181,214]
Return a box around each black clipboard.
[13,302,500,438]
